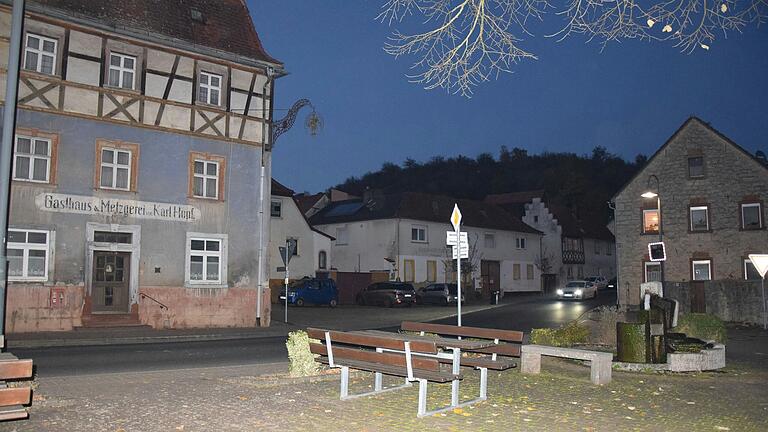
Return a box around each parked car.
[416,283,464,305]
[356,281,416,307]
[279,277,338,307]
[606,277,617,290]
[556,280,598,300]
[585,276,608,290]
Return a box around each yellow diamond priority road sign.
[451,204,462,231]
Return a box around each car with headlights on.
[556,280,598,300]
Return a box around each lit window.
[100,148,132,190]
[643,209,659,234]
[526,264,534,280]
[690,206,709,232]
[7,229,50,281]
[23,33,57,75]
[644,262,661,282]
[108,53,136,89]
[198,71,222,106]
[513,264,521,280]
[270,200,282,217]
[187,235,226,285]
[741,203,763,230]
[193,160,219,199]
[688,156,704,178]
[484,233,495,249]
[13,135,51,183]
[411,225,427,242]
[744,259,761,280]
[692,260,712,281]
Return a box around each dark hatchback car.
[416,283,464,305]
[356,282,416,307]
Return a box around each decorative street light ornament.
[305,110,323,137]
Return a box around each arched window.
[318,250,327,270]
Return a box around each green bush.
[286,330,320,377]
[530,322,589,347]
[672,313,727,343]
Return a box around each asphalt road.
[15,290,615,378]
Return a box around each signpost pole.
[284,240,289,324]
[762,275,766,330]
[456,223,462,327]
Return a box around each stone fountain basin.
[613,343,726,372]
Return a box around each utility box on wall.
[50,288,65,308]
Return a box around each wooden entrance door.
[481,260,500,296]
[93,251,130,312]
[690,281,706,313]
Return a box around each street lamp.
[641,175,664,291]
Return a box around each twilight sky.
[249,1,768,194]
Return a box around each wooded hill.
[335,146,646,224]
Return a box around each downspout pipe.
[256,67,275,325]
[0,0,25,339]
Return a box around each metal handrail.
[139,293,168,310]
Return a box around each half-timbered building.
[0,0,284,331]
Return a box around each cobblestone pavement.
[3,346,767,432]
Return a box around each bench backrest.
[401,321,523,343]
[306,328,441,371]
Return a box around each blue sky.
[249,1,768,194]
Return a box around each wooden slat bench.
[0,350,34,422]
[400,321,523,401]
[306,328,463,417]
[521,345,613,385]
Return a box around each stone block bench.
[521,345,613,385]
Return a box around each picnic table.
[343,329,498,411]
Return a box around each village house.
[269,179,333,300]
[310,191,543,297]
[0,0,284,331]
[613,117,768,322]
[485,191,616,292]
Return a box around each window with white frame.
[108,53,136,89]
[7,229,50,281]
[335,226,349,245]
[270,200,282,217]
[526,264,534,280]
[318,251,327,270]
[198,71,222,106]
[193,159,219,199]
[100,147,132,190]
[690,206,709,232]
[13,135,51,182]
[744,259,761,280]
[24,33,57,74]
[411,225,427,242]
[741,203,763,230]
[484,233,495,249]
[692,259,712,281]
[515,237,526,249]
[644,262,661,282]
[188,237,223,284]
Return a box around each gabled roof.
[295,192,326,215]
[26,0,281,66]
[271,179,333,240]
[613,116,768,201]
[548,205,614,241]
[310,191,541,235]
[484,190,545,218]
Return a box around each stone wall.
[665,280,765,324]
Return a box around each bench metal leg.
[451,348,460,407]
[340,366,350,399]
[417,379,428,417]
[479,367,488,400]
[338,368,412,401]
[374,372,383,391]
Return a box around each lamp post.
[641,175,664,294]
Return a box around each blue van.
[279,278,339,307]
